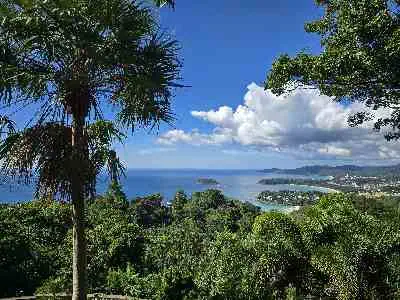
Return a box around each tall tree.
[266,0,400,139]
[0,0,181,299]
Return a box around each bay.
[0,169,331,211]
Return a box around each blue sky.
[9,0,397,169]
[118,0,331,169]
[116,0,400,169]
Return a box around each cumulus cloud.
[157,83,400,161]
[138,148,176,155]
[317,146,352,157]
[157,129,233,146]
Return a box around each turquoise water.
[0,169,330,210]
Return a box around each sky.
[113,0,400,169]
[9,0,400,170]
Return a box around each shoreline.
[255,185,340,212]
[289,183,340,193]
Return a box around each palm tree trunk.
[71,115,87,300]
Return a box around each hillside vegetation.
[1,185,400,299]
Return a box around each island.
[196,178,219,185]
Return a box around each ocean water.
[0,169,330,210]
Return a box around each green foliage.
[300,194,400,299]
[86,213,143,292]
[191,189,226,210]
[142,219,204,299]
[35,277,69,295]
[1,190,400,298]
[284,286,300,300]
[171,190,188,214]
[249,213,309,298]
[131,193,169,227]
[195,231,251,299]
[103,180,128,208]
[87,121,126,186]
[348,192,400,218]
[195,212,308,299]
[106,264,142,297]
[0,201,71,297]
[266,0,400,139]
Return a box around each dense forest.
[1,184,400,299]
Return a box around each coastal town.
[195,170,400,207]
[257,190,324,206]
[258,174,400,194]
[322,173,400,194]
[257,167,400,206]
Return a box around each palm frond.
[87,120,126,188]
[152,0,175,8]
[1,0,182,124]
[0,121,126,199]
[0,123,74,198]
[107,149,125,183]
[87,120,126,147]
[0,0,182,199]
[114,34,182,130]
[0,115,15,135]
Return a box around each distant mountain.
[260,164,400,177]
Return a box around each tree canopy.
[266,0,400,140]
[2,190,400,299]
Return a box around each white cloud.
[138,147,176,155]
[157,129,233,146]
[192,106,235,128]
[317,146,352,157]
[157,83,400,161]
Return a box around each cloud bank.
[157,83,400,161]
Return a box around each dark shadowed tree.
[0,0,181,299]
[266,0,400,140]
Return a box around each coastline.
[289,184,340,193]
[254,184,340,212]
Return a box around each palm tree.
[0,0,181,299]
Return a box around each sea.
[0,169,331,211]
